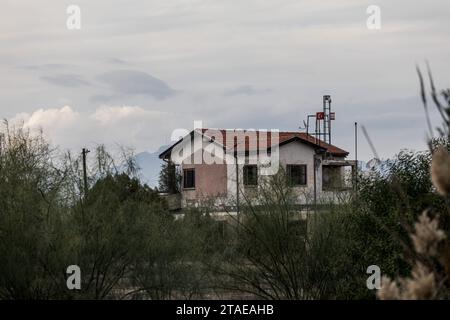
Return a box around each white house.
[159,128,355,212]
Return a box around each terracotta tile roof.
[199,129,349,157]
[159,129,349,159]
[297,133,349,156]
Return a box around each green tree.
[212,170,351,299]
[158,161,180,194]
[70,173,167,299]
[0,123,73,299]
[337,147,448,299]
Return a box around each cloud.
[10,105,179,153]
[225,85,258,96]
[19,64,70,70]
[224,85,270,96]
[89,94,122,104]
[108,58,128,65]
[96,70,175,99]
[40,74,90,87]
[13,106,80,130]
[91,105,167,125]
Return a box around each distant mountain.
[135,145,169,188]
[359,158,392,177]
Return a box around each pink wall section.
[182,163,228,200]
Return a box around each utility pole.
[354,122,358,193]
[313,156,317,210]
[313,154,321,213]
[82,148,90,197]
[235,152,240,218]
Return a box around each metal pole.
[306,116,309,136]
[313,155,317,211]
[307,115,314,137]
[235,152,240,218]
[323,96,326,142]
[82,148,90,197]
[329,99,332,145]
[318,118,321,146]
[315,117,318,144]
[354,122,358,192]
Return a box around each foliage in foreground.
[0,124,214,299]
[377,69,450,300]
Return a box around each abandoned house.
[159,127,355,213]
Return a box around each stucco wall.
[279,141,318,186]
[223,141,320,206]
[278,141,319,204]
[178,139,350,208]
[182,160,228,204]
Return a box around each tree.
[377,68,450,300]
[0,122,72,299]
[0,126,178,300]
[212,170,351,299]
[158,161,180,194]
[70,173,167,299]
[128,209,209,299]
[334,148,447,299]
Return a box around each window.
[322,166,343,190]
[287,164,307,186]
[243,165,258,186]
[183,168,195,189]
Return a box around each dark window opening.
[287,164,307,186]
[243,165,258,186]
[322,166,343,190]
[183,168,195,189]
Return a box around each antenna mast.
[323,95,332,144]
[302,95,335,145]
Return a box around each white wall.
[179,138,350,209]
[224,141,322,206]
[279,141,320,205]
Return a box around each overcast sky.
[1,0,449,160]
